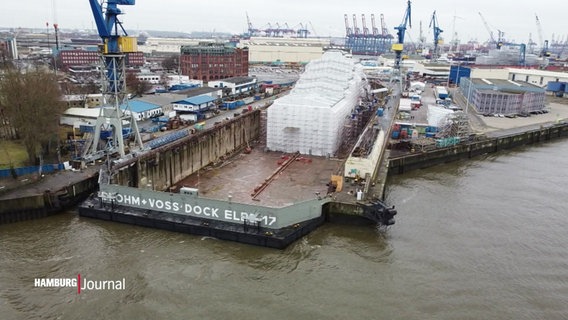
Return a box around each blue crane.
[84,0,143,161]
[89,0,136,93]
[501,42,527,65]
[392,0,411,69]
[429,10,443,59]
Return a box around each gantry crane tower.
[84,0,143,162]
[429,10,443,59]
[392,0,412,70]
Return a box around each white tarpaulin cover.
[427,105,454,127]
[267,51,367,156]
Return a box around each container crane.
[84,0,143,162]
[392,0,412,70]
[344,14,352,36]
[429,10,443,59]
[370,14,379,36]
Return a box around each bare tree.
[0,68,65,164]
[161,54,179,73]
[126,72,152,97]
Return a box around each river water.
[2,140,568,319]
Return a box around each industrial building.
[208,76,257,97]
[267,50,367,157]
[59,49,144,68]
[120,100,162,121]
[238,37,330,64]
[459,67,568,89]
[0,37,17,60]
[62,93,104,108]
[172,95,216,114]
[180,42,249,82]
[459,77,546,115]
[137,37,205,54]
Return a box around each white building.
[62,93,104,108]
[469,67,568,88]
[267,51,368,157]
[137,37,209,54]
[239,37,330,64]
[208,77,257,97]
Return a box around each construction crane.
[535,14,550,57]
[392,0,412,70]
[416,21,426,54]
[84,0,143,162]
[429,10,443,59]
[478,12,501,49]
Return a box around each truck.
[435,86,449,100]
[399,98,412,112]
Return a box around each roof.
[210,76,256,85]
[121,100,161,113]
[173,95,215,105]
[470,78,545,93]
[63,107,101,118]
[506,68,568,79]
[173,86,220,96]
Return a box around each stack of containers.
[267,51,367,157]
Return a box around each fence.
[0,163,65,178]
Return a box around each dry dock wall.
[112,110,261,190]
[388,123,568,174]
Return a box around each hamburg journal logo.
[34,274,125,294]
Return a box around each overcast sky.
[1,0,565,45]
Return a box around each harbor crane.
[392,0,412,70]
[429,10,443,59]
[478,12,501,49]
[535,14,550,57]
[84,0,143,162]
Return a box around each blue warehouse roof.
[173,95,215,105]
[121,100,161,113]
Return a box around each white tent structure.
[266,51,368,156]
[427,105,454,127]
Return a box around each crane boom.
[88,0,135,53]
[535,14,550,57]
[429,10,443,59]
[478,12,495,45]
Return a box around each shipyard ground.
[172,146,364,207]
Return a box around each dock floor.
[174,146,347,207]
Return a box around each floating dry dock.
[79,145,396,249]
[78,96,397,249]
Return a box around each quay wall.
[388,123,568,174]
[0,174,98,224]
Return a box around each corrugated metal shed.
[121,100,161,112]
[173,95,215,105]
